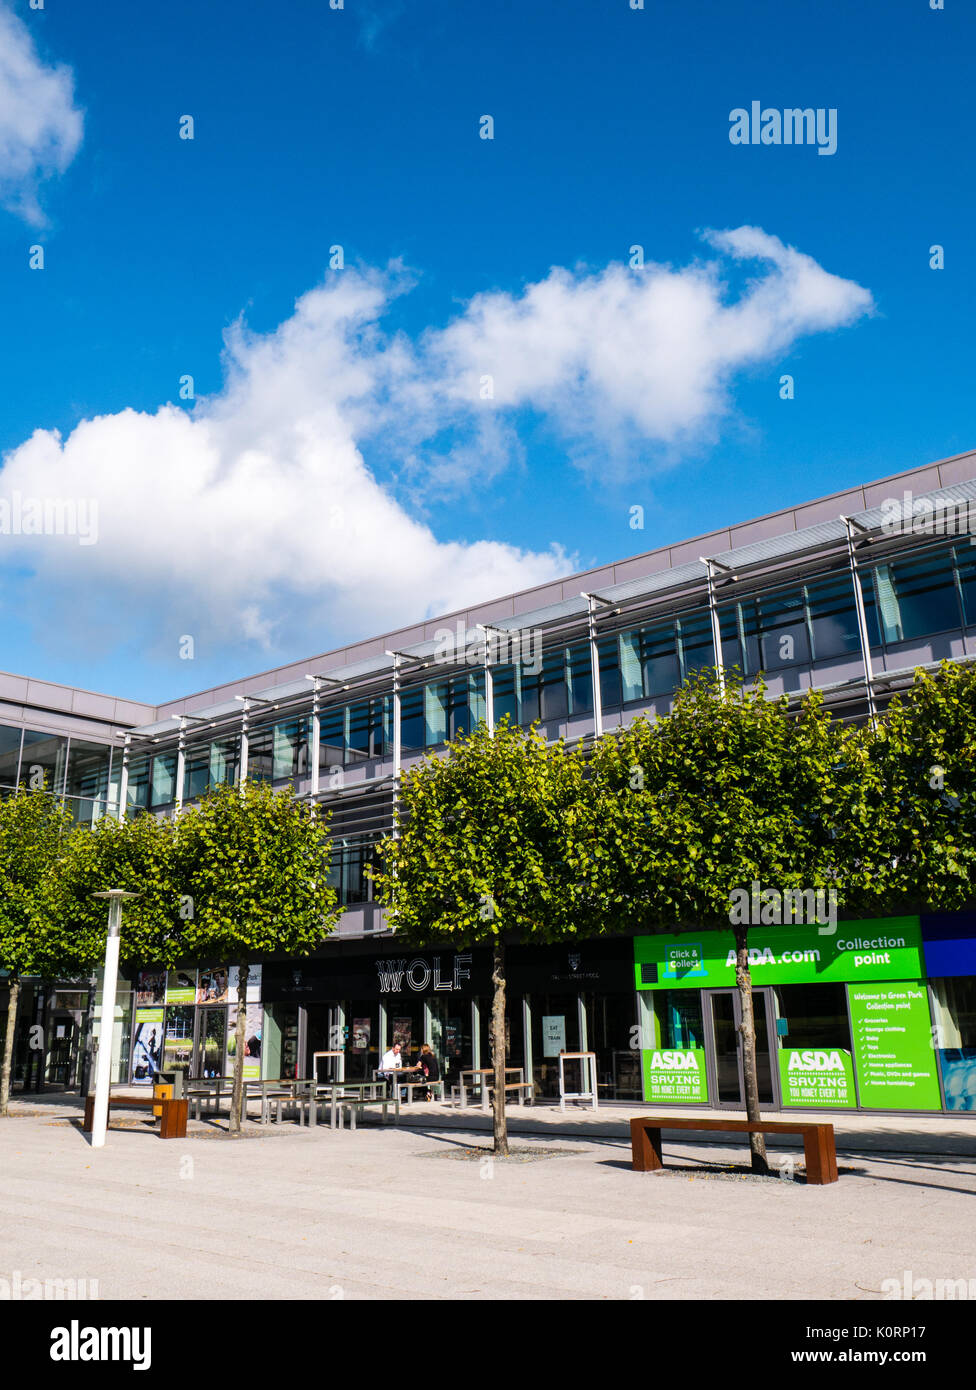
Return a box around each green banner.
[165,969,197,1005]
[778,1048,856,1109]
[848,982,941,1110]
[642,1048,708,1103]
[634,917,924,990]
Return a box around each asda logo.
[646,1050,701,1071]
[786,1049,845,1072]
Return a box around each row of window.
[0,726,117,808]
[121,539,976,811]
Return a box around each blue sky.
[0,0,973,703]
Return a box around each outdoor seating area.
[93,1066,540,1134]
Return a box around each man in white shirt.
[380,1042,405,1099]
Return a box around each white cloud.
[424,225,874,471]
[0,4,83,224]
[0,229,873,669]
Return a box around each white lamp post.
[89,889,140,1149]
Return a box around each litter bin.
[152,1069,184,1118]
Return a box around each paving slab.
[2,1099,974,1301]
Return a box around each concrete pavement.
[1,1096,974,1301]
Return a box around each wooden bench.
[83,1093,188,1140]
[630,1116,838,1185]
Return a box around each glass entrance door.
[194,1007,227,1078]
[704,988,778,1108]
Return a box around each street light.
[89,889,141,1149]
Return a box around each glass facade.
[0,724,116,822]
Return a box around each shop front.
[260,936,642,1099]
[634,915,975,1115]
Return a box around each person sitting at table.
[415,1043,440,1102]
[379,1042,407,1099]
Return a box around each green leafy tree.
[38,810,185,1097]
[41,811,184,975]
[0,787,75,1115]
[174,781,341,1136]
[592,672,851,1173]
[371,718,604,1155]
[837,661,976,914]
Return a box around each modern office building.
[3,446,976,1114]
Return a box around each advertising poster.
[939,1050,976,1110]
[165,969,197,1005]
[848,982,941,1110]
[226,1004,262,1080]
[642,1047,708,1103]
[444,1019,462,1058]
[392,1016,413,1050]
[634,917,925,991]
[162,1008,193,1073]
[351,1018,370,1052]
[135,971,165,1007]
[131,1007,163,1083]
[197,967,228,1004]
[778,1048,856,1109]
[226,964,262,1004]
[542,1015,566,1057]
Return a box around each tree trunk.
[229,964,248,1137]
[0,977,20,1118]
[733,923,768,1175]
[491,937,509,1156]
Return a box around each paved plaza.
[1,1096,974,1301]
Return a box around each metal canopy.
[128,473,976,741]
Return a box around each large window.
[150,752,177,808]
[126,755,150,811]
[326,840,377,904]
[0,726,21,787]
[870,549,961,645]
[65,740,111,804]
[806,573,879,660]
[19,730,67,794]
[741,590,811,672]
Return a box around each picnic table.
[257,1078,391,1128]
[454,1067,533,1112]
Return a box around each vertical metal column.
[118,734,131,823]
[842,516,878,723]
[386,653,402,839]
[309,677,321,800]
[174,717,187,815]
[582,592,605,738]
[237,699,250,786]
[478,625,495,733]
[701,558,727,697]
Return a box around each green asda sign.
[634,917,924,990]
[642,1048,708,1103]
[779,1048,856,1109]
[848,982,941,1110]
